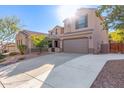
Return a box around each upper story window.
[75,15,88,29]
[51,32,52,35]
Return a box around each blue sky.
[0,5,97,33]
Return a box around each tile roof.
[18,30,48,37]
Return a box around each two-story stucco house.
[49,8,109,54]
[48,25,64,52]
[16,30,47,53]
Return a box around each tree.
[0,16,21,42]
[31,34,49,52]
[109,29,124,43]
[0,16,21,52]
[96,5,124,30]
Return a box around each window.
[75,15,88,29]
[51,32,52,35]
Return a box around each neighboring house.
[48,25,64,52]
[2,43,19,53]
[49,8,109,54]
[16,30,47,53]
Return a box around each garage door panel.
[63,38,88,53]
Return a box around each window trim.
[75,14,88,29]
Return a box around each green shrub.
[48,40,52,48]
[0,53,5,59]
[17,45,27,55]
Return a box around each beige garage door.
[63,38,89,53]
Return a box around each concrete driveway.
[0,53,82,88]
[0,53,124,88]
[41,54,124,88]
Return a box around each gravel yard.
[91,60,124,88]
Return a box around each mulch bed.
[91,60,124,88]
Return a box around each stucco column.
[88,36,94,53]
[60,40,63,51]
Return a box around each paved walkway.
[0,53,124,88]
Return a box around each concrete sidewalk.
[0,54,124,88]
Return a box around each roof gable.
[18,30,47,36]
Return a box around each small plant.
[0,53,5,59]
[17,45,27,55]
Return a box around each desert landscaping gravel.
[91,60,124,88]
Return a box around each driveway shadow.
[1,53,82,78]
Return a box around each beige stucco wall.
[63,8,109,53]
[48,26,64,52]
[3,43,19,53]
[10,46,18,53]
[60,30,93,53]
[16,32,36,53]
[16,32,36,49]
[48,26,64,39]
[64,8,96,33]
[16,32,28,53]
[16,32,28,46]
[92,12,109,53]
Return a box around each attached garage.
[63,38,89,53]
